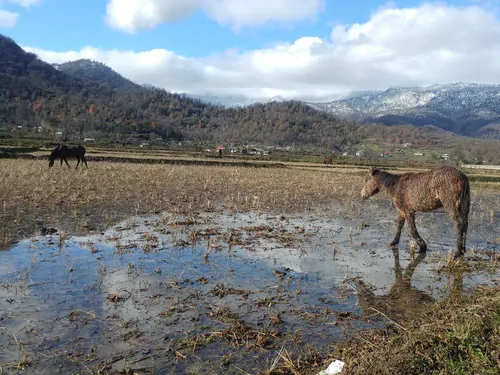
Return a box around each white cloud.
[7,0,42,8]
[105,0,201,33]
[23,3,500,101]
[0,9,19,28]
[0,0,41,28]
[202,0,325,30]
[105,0,325,33]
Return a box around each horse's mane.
[376,170,400,191]
[49,146,61,158]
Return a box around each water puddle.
[0,204,498,374]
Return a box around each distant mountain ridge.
[3,32,500,143]
[46,50,500,139]
[0,33,359,148]
[157,83,500,138]
[308,83,500,138]
[53,59,141,91]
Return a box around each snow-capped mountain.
[308,83,500,138]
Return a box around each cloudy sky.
[2,0,500,101]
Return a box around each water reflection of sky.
[2,208,497,310]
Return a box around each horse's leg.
[64,158,71,168]
[76,157,80,169]
[406,212,427,252]
[443,202,468,259]
[450,212,467,259]
[458,190,470,258]
[83,156,88,168]
[60,158,63,167]
[390,214,405,247]
[458,226,468,259]
[456,219,468,259]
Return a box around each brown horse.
[48,145,88,169]
[323,156,333,165]
[361,166,470,258]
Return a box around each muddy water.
[0,202,499,374]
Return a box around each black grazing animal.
[361,166,470,259]
[48,145,88,169]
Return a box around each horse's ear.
[369,166,376,175]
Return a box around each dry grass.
[0,159,361,210]
[261,286,500,375]
[319,285,500,375]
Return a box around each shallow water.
[0,203,498,374]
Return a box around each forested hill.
[0,34,359,147]
[52,59,141,92]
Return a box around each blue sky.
[2,0,499,100]
[3,0,476,56]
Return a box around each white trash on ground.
[318,359,345,375]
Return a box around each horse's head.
[361,166,380,199]
[48,146,60,168]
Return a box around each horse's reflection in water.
[355,248,464,321]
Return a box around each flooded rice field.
[1,198,499,374]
